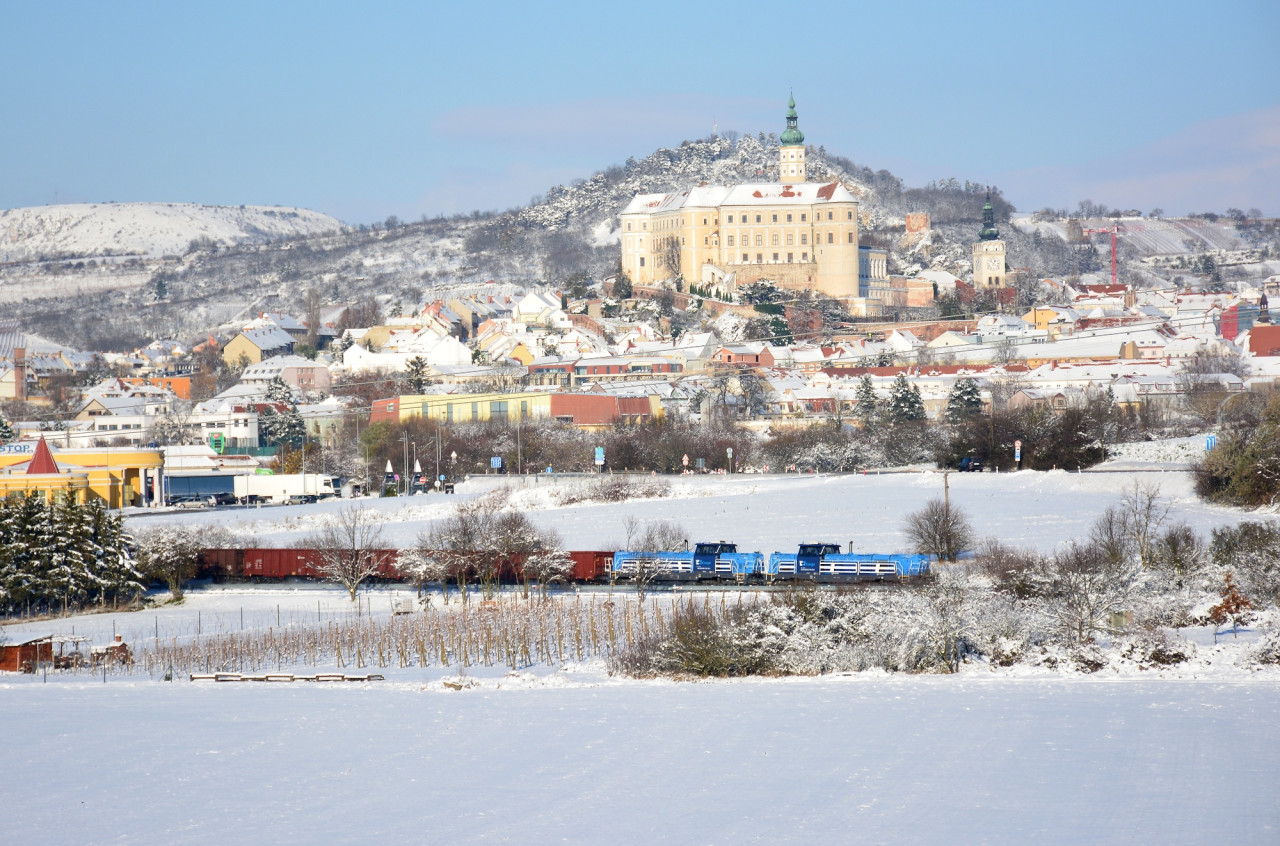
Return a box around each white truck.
[233,473,338,505]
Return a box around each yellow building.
[372,391,661,431]
[620,97,862,298]
[0,438,165,508]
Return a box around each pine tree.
[886,374,926,423]
[405,356,430,394]
[264,377,295,407]
[0,417,16,443]
[944,377,983,423]
[854,375,878,425]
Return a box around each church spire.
[780,93,804,147]
[978,192,1000,241]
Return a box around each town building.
[619,97,864,299]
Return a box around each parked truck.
[233,473,338,505]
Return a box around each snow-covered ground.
[0,202,342,263]
[125,465,1256,553]
[7,467,1280,844]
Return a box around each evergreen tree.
[405,356,430,394]
[259,405,306,449]
[264,376,296,407]
[0,417,16,443]
[886,374,926,423]
[854,375,878,425]
[944,378,984,423]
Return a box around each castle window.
[627,222,632,231]
[704,237,709,246]
[787,253,794,263]
[786,234,793,245]
[802,252,808,261]
[801,213,807,221]
[757,253,763,263]
[772,234,779,246]
[756,235,763,246]
[703,218,707,225]
[755,215,761,223]
[828,212,833,221]
[827,233,834,244]
[743,253,749,262]
[727,236,734,246]
[801,234,808,245]
[639,257,645,267]
[848,211,853,220]
[727,214,734,223]
[786,213,792,223]
[772,214,778,223]
[772,252,779,262]
[643,222,647,230]
[848,232,854,243]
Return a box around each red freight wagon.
[570,551,613,581]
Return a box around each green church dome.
[780,94,805,146]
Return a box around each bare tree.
[903,497,974,562]
[304,507,388,600]
[1117,481,1169,570]
[1043,540,1141,643]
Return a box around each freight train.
[197,543,929,587]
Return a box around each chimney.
[14,347,26,402]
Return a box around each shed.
[0,636,54,673]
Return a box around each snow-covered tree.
[264,376,296,407]
[404,356,430,394]
[944,377,983,423]
[303,506,388,601]
[0,417,16,444]
[259,405,305,449]
[854,375,878,425]
[886,374,925,423]
[135,524,205,600]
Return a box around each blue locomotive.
[611,542,930,583]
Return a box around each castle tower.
[779,94,806,183]
[972,194,1007,289]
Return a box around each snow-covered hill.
[0,202,342,263]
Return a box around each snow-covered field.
[6,467,1280,844]
[125,464,1254,554]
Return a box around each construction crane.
[1082,224,1121,289]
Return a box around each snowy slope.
[0,202,343,263]
[126,467,1251,554]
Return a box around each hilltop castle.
[619,97,884,300]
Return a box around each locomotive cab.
[693,542,737,578]
[795,543,841,575]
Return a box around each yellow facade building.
[619,97,862,299]
[0,438,165,508]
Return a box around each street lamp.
[399,432,409,496]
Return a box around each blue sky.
[2,1,1277,223]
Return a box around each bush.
[1209,522,1280,607]
[1193,394,1280,507]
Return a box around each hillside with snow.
[0,202,342,263]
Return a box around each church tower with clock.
[972,194,1007,289]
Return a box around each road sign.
[682,454,689,467]
[1014,439,1022,462]
[595,446,605,466]
[490,456,503,469]
[1206,434,1217,451]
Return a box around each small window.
[848,232,854,243]
[757,253,763,263]
[801,234,808,245]
[771,214,778,223]
[828,212,833,221]
[704,237,709,246]
[786,213,792,223]
[727,235,734,246]
[787,253,793,263]
[772,234,779,246]
[639,257,645,267]
[801,213,807,222]
[828,233,834,244]
[728,214,734,223]
[786,234,794,245]
[626,222,632,231]
[643,222,647,230]
[802,252,808,261]
[756,234,763,246]
[755,215,761,223]
[772,252,779,262]
[743,253,749,262]
[848,211,853,220]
